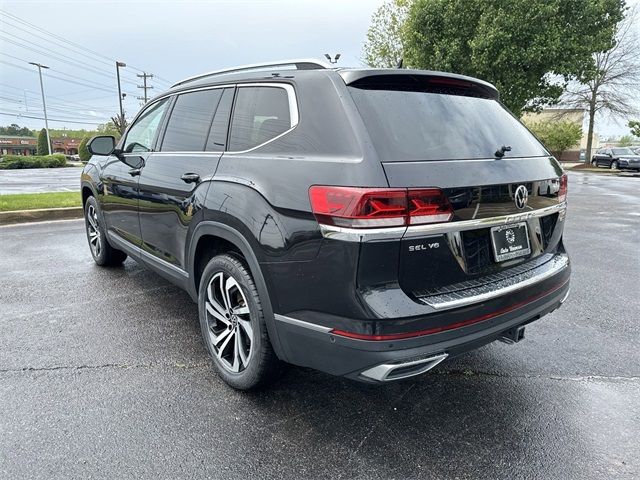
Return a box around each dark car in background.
[591,147,640,171]
[80,60,571,390]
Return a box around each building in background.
[0,135,37,156]
[51,136,80,155]
[0,135,82,156]
[522,108,599,162]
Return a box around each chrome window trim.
[224,83,299,155]
[148,82,298,155]
[318,202,567,242]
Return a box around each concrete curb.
[0,207,83,226]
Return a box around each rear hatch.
[345,71,567,297]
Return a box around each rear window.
[349,87,548,161]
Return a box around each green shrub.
[37,128,50,155]
[79,135,91,162]
[0,154,67,169]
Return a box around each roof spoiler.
[340,69,499,100]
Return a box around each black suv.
[591,147,640,171]
[82,60,571,389]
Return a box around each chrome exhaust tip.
[360,353,448,382]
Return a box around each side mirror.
[87,136,116,156]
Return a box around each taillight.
[558,174,568,202]
[308,186,407,228]
[308,186,452,228]
[407,189,453,224]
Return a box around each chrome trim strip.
[360,353,448,382]
[106,231,189,278]
[418,254,569,310]
[274,314,332,333]
[319,224,407,242]
[172,58,330,87]
[318,203,566,242]
[560,287,571,304]
[403,202,566,238]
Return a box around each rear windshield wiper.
[495,145,512,158]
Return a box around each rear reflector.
[309,186,452,229]
[558,174,568,202]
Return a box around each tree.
[629,120,640,137]
[562,6,639,163]
[363,0,409,68]
[97,120,121,138]
[526,120,583,159]
[36,128,50,155]
[618,134,633,146]
[78,135,91,162]
[0,123,32,136]
[398,0,625,116]
[111,112,128,136]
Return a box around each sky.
[0,0,637,137]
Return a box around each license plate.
[490,222,531,262]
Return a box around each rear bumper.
[274,263,570,382]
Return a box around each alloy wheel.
[611,161,618,170]
[205,271,253,373]
[86,204,102,257]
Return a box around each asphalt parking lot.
[1,171,638,479]
[0,167,81,194]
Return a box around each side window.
[161,89,224,151]
[229,86,292,151]
[205,88,234,151]
[123,99,169,153]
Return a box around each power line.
[0,9,172,84]
[0,84,120,112]
[0,32,139,86]
[0,111,110,125]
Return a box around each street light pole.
[116,61,126,120]
[28,62,51,155]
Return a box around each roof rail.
[171,58,331,88]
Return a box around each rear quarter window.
[349,87,548,161]
[229,86,292,151]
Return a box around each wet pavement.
[0,171,638,479]
[0,167,81,194]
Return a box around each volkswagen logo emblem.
[514,185,528,210]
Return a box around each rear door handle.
[128,168,142,177]
[181,173,200,184]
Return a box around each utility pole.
[136,72,154,104]
[28,62,51,155]
[115,61,126,120]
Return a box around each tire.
[591,159,597,166]
[84,196,127,266]
[198,253,281,390]
[611,160,618,170]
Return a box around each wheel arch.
[81,182,95,205]
[187,221,287,360]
